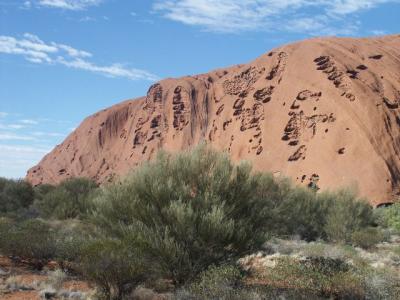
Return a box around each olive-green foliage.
[78,238,148,300]
[93,146,276,284]
[266,256,365,299]
[174,264,250,300]
[350,227,385,249]
[35,177,98,219]
[0,218,56,268]
[50,220,97,267]
[272,186,330,241]
[0,177,34,216]
[375,202,400,232]
[273,188,374,243]
[323,190,374,243]
[0,217,95,271]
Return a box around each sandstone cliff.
[27,35,400,205]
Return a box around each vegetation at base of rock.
[34,177,98,220]
[0,146,399,299]
[78,238,150,299]
[0,178,34,217]
[375,201,400,232]
[92,146,275,284]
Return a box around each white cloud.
[32,131,65,137]
[0,124,26,130]
[37,0,102,10]
[19,119,39,125]
[57,57,159,81]
[0,133,37,141]
[0,145,50,154]
[22,1,32,9]
[0,33,158,81]
[0,144,51,178]
[327,0,398,15]
[153,0,400,33]
[0,112,8,118]
[371,29,387,35]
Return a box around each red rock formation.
[27,35,400,206]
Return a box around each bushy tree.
[0,218,57,269]
[0,178,34,216]
[35,177,98,219]
[78,238,149,299]
[323,190,373,243]
[272,186,330,241]
[273,188,374,243]
[93,145,276,284]
[377,202,400,232]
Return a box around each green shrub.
[323,190,374,243]
[0,178,34,216]
[35,177,98,220]
[376,202,400,232]
[266,256,365,299]
[0,219,57,269]
[93,145,276,284]
[50,220,97,269]
[186,264,243,299]
[272,188,374,243]
[78,238,148,300]
[363,268,400,300]
[177,265,249,300]
[272,186,330,241]
[351,227,385,249]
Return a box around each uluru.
[26,35,400,206]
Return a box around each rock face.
[26,35,400,206]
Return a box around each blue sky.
[0,0,399,178]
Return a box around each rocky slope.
[27,35,400,206]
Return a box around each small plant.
[376,202,400,232]
[0,219,57,269]
[78,238,148,300]
[265,256,365,299]
[0,178,34,216]
[351,227,385,249]
[324,190,374,243]
[187,264,243,299]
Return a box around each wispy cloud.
[35,0,102,10]
[153,0,400,34]
[0,33,158,81]
[0,112,8,118]
[19,119,39,125]
[0,124,26,130]
[32,131,65,137]
[0,133,38,141]
[0,144,51,178]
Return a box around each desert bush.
[186,264,243,299]
[351,227,385,249]
[0,219,57,269]
[174,264,295,300]
[272,187,330,241]
[363,268,400,300]
[50,220,98,270]
[35,177,98,220]
[375,202,400,232]
[78,238,149,300]
[323,190,374,243]
[272,188,374,243]
[92,145,277,285]
[0,178,34,216]
[266,256,365,299]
